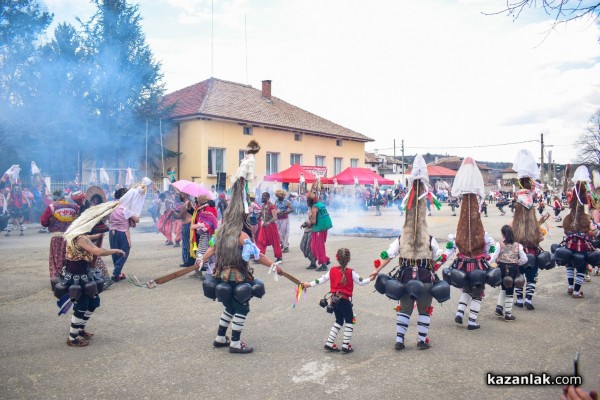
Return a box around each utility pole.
[540,133,544,183]
[401,139,405,175]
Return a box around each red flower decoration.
[425,306,434,316]
[374,259,381,268]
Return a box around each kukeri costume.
[494,241,528,321]
[372,155,446,350]
[203,140,283,354]
[441,157,500,330]
[553,166,599,298]
[511,150,554,309]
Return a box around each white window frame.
[208,148,225,176]
[239,149,246,165]
[290,153,302,165]
[243,126,253,135]
[315,155,325,167]
[266,152,280,175]
[350,158,359,168]
[334,157,343,175]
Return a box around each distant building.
[431,156,492,184]
[162,78,373,189]
[364,151,409,184]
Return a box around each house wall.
[164,119,366,187]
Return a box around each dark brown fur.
[512,178,542,249]
[215,178,247,269]
[399,180,432,260]
[563,182,591,234]
[455,193,485,256]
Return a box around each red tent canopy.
[332,167,394,185]
[264,164,331,184]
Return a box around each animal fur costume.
[211,140,282,354]
[561,166,594,297]
[374,155,440,350]
[511,149,544,309]
[445,157,496,330]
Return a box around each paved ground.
[1,204,599,400]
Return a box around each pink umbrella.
[171,180,214,199]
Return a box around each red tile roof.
[407,165,457,177]
[162,78,373,142]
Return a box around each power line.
[370,139,540,152]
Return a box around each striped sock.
[525,283,536,304]
[230,314,247,348]
[79,310,93,334]
[566,267,574,288]
[497,290,506,308]
[514,287,524,305]
[396,312,410,343]
[574,273,585,294]
[342,325,354,348]
[417,314,430,343]
[456,292,471,318]
[504,295,513,316]
[326,323,341,346]
[216,310,234,341]
[69,310,85,341]
[468,298,481,326]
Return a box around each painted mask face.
[261,193,269,204]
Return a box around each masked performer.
[208,140,283,354]
[40,190,80,279]
[60,202,126,346]
[559,166,597,298]
[443,157,498,330]
[257,191,283,262]
[511,149,551,310]
[302,248,371,353]
[274,189,294,253]
[369,155,441,350]
[190,195,218,276]
[5,182,31,236]
[307,181,333,272]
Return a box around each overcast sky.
[47,0,600,165]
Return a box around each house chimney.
[262,80,272,100]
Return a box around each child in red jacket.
[302,248,371,353]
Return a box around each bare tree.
[576,109,600,168]
[487,1,600,28]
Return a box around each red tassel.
[407,189,415,211]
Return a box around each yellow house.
[162,78,373,190]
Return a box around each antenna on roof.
[211,0,214,77]
[245,14,249,84]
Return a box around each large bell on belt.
[525,254,536,269]
[215,282,232,303]
[430,280,450,303]
[233,283,253,303]
[442,268,452,284]
[50,276,61,291]
[84,280,98,298]
[571,253,586,268]
[551,243,560,254]
[586,251,600,267]
[468,269,487,288]
[406,279,425,301]
[384,279,406,300]
[554,247,572,266]
[251,279,266,299]
[536,251,552,270]
[450,269,467,289]
[502,276,514,288]
[514,274,525,288]
[375,274,390,295]
[68,276,82,303]
[202,275,219,300]
[485,268,502,287]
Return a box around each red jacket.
[330,266,354,298]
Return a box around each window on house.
[294,133,302,141]
[266,152,279,175]
[350,158,359,168]
[243,126,253,135]
[208,148,225,175]
[239,150,246,165]
[290,153,302,165]
[334,157,343,175]
[336,139,342,147]
[315,156,325,167]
